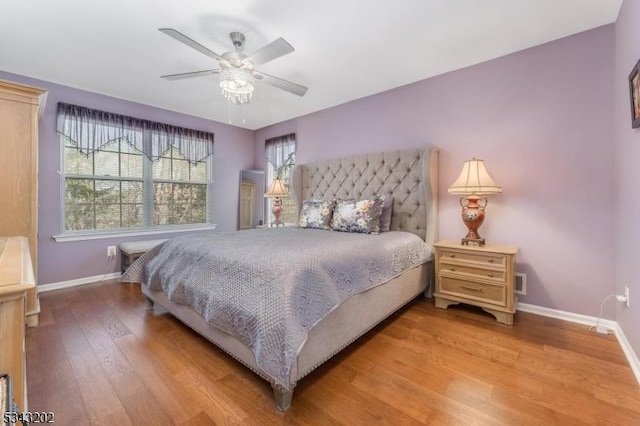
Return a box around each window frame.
[265,138,296,226]
[56,135,214,241]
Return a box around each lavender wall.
[255,26,616,318]
[614,1,640,358]
[0,71,255,286]
[0,22,622,328]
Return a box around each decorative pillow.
[379,195,394,232]
[298,199,336,230]
[330,195,385,234]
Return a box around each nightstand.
[433,239,519,325]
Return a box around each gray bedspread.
[123,227,431,389]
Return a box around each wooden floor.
[25,280,640,425]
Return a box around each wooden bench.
[120,239,168,273]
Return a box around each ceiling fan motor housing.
[230,32,246,50]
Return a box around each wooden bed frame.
[142,147,439,410]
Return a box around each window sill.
[52,224,217,242]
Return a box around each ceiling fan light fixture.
[160,28,308,105]
[219,67,254,104]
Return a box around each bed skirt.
[141,261,431,410]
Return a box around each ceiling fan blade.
[245,37,294,66]
[159,28,223,61]
[161,69,220,81]
[254,72,308,97]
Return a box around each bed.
[122,147,438,410]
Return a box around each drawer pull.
[448,267,455,271]
[487,273,493,278]
[487,259,493,263]
[461,285,483,292]
[449,254,455,258]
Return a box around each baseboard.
[612,322,640,386]
[39,272,122,292]
[518,302,640,386]
[517,302,618,329]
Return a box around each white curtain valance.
[56,102,214,163]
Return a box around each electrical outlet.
[107,245,116,257]
[625,286,630,308]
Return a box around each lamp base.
[461,236,485,246]
[459,196,488,246]
[271,197,284,227]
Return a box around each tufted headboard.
[290,148,438,246]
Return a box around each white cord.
[590,294,616,334]
[99,254,114,282]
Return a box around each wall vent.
[515,272,527,295]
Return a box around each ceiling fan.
[159,28,308,104]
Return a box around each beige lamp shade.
[264,177,290,198]
[448,158,502,195]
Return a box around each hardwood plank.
[180,411,217,426]
[352,364,496,424]
[593,380,640,414]
[54,315,93,358]
[406,314,640,423]
[68,350,131,425]
[440,377,551,426]
[115,333,201,424]
[352,335,535,424]
[25,280,640,425]
[300,364,425,425]
[71,301,137,383]
[37,357,92,425]
[489,387,611,425]
[118,386,174,426]
[349,337,455,395]
[172,366,249,424]
[514,343,638,394]
[215,374,280,424]
[31,324,69,369]
[54,283,174,425]
[80,321,173,425]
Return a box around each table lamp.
[264,177,290,227]
[448,158,502,246]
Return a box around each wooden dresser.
[0,79,47,327]
[433,239,519,325]
[0,236,36,412]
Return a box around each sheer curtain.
[265,134,296,225]
[57,102,214,233]
[57,102,214,163]
[265,133,296,173]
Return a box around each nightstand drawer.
[434,240,518,324]
[439,249,506,268]
[439,263,507,283]
[440,276,506,306]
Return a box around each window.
[57,103,213,234]
[265,134,296,226]
[152,147,208,226]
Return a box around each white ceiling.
[0,0,622,130]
